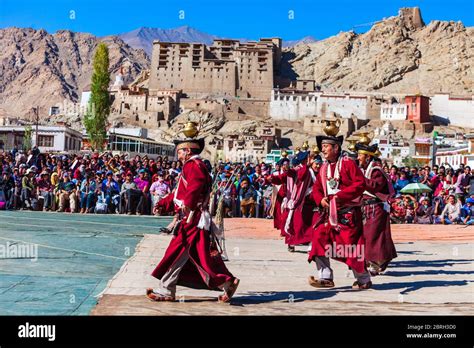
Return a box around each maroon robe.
[280,165,318,245]
[308,156,367,274]
[151,156,234,291]
[268,171,288,236]
[362,163,397,264]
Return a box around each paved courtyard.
[92,219,474,315]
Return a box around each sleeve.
[311,172,325,206]
[335,159,366,203]
[267,171,288,185]
[182,161,207,210]
[365,169,388,195]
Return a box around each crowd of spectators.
[2,147,474,225]
[386,164,474,225]
[0,147,179,215]
[0,147,278,219]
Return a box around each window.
[38,135,54,147]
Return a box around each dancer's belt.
[363,198,383,206]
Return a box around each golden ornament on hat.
[302,140,310,151]
[346,137,358,152]
[312,144,320,154]
[281,149,288,158]
[357,131,374,146]
[323,118,341,136]
[183,121,199,138]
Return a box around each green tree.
[84,42,110,151]
[23,125,32,151]
[402,156,423,168]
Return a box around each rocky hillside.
[0,27,150,120]
[281,8,473,95]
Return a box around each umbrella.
[400,183,432,194]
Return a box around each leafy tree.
[23,125,32,151]
[84,42,110,151]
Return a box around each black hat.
[174,121,205,154]
[355,142,378,157]
[316,135,344,152]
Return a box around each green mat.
[0,210,172,315]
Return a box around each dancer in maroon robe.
[147,128,239,302]
[268,157,289,235]
[308,128,372,290]
[279,151,321,250]
[356,142,397,276]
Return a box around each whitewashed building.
[380,102,407,121]
[0,125,82,153]
[431,94,474,127]
[269,89,378,121]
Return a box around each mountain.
[119,26,219,56]
[0,7,472,122]
[281,7,474,95]
[282,36,317,48]
[119,26,314,55]
[0,27,150,120]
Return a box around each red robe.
[268,171,288,235]
[308,156,367,274]
[151,156,234,291]
[362,164,397,263]
[280,165,318,245]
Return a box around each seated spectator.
[415,196,433,224]
[403,195,417,223]
[21,168,36,209]
[58,172,77,213]
[149,172,170,212]
[101,170,120,214]
[461,198,474,225]
[36,171,54,211]
[122,172,140,215]
[440,194,461,225]
[0,167,15,209]
[239,177,257,218]
[79,173,97,213]
[134,169,150,215]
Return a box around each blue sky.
[0,0,473,41]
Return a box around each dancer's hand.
[321,197,330,209]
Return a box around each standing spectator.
[394,171,410,194]
[239,177,257,218]
[410,167,420,183]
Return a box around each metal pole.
[35,106,39,147]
